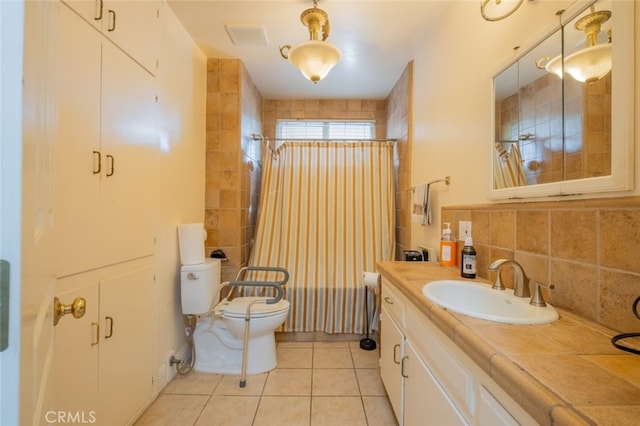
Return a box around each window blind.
[276,120,376,140]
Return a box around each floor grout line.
[137,341,396,426]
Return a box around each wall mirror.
[490,0,635,199]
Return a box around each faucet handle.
[492,270,506,291]
[530,281,555,307]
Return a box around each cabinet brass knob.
[53,297,86,326]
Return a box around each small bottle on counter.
[439,222,457,267]
[460,235,476,278]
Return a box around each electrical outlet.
[459,221,472,240]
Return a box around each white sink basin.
[422,280,558,325]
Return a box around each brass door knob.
[53,297,86,326]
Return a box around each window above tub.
[276,119,376,140]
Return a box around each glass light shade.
[544,54,563,78]
[287,40,341,83]
[563,43,612,83]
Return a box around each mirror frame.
[488,0,635,200]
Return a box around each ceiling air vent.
[224,24,269,46]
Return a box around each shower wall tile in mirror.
[495,72,610,186]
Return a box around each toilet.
[180,259,290,375]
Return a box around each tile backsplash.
[443,196,640,332]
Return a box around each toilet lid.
[219,297,290,318]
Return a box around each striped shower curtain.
[248,140,395,334]
[493,142,527,189]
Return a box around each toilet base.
[193,319,277,375]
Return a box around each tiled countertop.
[377,261,640,426]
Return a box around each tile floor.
[135,340,398,426]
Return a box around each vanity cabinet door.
[380,307,404,424]
[404,341,468,426]
[476,386,519,426]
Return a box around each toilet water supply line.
[170,314,198,375]
[171,267,290,384]
[172,282,233,376]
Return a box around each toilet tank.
[181,259,222,315]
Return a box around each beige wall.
[155,5,207,389]
[205,59,263,282]
[410,0,640,331]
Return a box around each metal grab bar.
[226,266,289,388]
[240,298,268,388]
[228,266,289,304]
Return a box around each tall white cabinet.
[53,2,159,424]
[55,1,158,278]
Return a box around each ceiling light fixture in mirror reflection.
[490,0,634,200]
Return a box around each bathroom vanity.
[377,261,640,426]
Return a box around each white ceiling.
[166,0,453,100]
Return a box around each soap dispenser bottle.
[460,235,476,278]
[439,222,457,267]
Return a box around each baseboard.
[154,343,191,393]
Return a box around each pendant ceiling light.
[279,0,341,84]
[564,7,612,83]
[537,5,612,84]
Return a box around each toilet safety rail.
[228,266,289,304]
[226,266,289,387]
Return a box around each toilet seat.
[217,297,290,319]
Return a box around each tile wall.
[205,59,263,281]
[207,60,396,281]
[496,73,611,186]
[582,73,612,178]
[261,98,387,139]
[386,63,413,260]
[442,196,640,332]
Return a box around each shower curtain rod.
[251,134,396,143]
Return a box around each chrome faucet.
[488,259,531,298]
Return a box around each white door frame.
[0,1,26,424]
[1,1,58,424]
